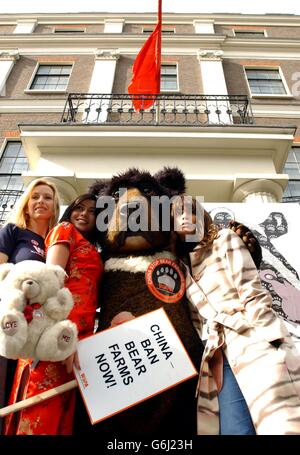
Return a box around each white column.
[14,20,37,34]
[232,179,283,203]
[85,50,119,123]
[104,19,124,33]
[197,50,231,124]
[193,20,215,34]
[0,51,19,96]
[242,192,277,203]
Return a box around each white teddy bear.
[0,260,78,361]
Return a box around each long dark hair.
[59,193,99,244]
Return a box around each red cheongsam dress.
[4,222,103,435]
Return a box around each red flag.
[128,0,162,111]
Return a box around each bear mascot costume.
[86,167,261,436]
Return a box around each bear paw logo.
[156,267,177,294]
[146,259,185,304]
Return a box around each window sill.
[24,90,67,94]
[251,94,294,100]
[160,90,181,94]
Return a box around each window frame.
[142,27,176,34]
[233,29,267,38]
[243,66,292,99]
[0,139,28,224]
[25,62,74,93]
[53,27,86,34]
[160,63,179,93]
[283,146,300,200]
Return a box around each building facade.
[1,11,300,220]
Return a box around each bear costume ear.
[154,167,186,195]
[89,180,108,197]
[48,265,67,287]
[0,263,14,281]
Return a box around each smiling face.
[26,184,55,224]
[70,198,96,234]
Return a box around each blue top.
[0,223,46,264]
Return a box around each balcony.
[61,93,253,126]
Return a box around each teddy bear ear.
[48,265,67,287]
[0,263,14,281]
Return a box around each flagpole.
[156,0,162,124]
[128,0,162,111]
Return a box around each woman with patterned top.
[0,178,60,434]
[172,195,300,435]
[4,193,104,435]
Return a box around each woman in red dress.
[4,194,103,435]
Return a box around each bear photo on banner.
[206,203,300,346]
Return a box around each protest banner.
[73,307,197,424]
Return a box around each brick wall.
[123,23,194,33]
[0,113,61,149]
[3,55,95,99]
[0,25,15,34]
[34,24,104,33]
[215,24,300,39]
[113,55,203,93]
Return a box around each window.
[143,28,175,34]
[234,30,266,38]
[30,64,72,91]
[161,65,178,91]
[54,28,85,33]
[283,147,300,202]
[0,141,29,225]
[245,69,287,95]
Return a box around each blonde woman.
[0,178,60,434]
[4,193,104,435]
[0,178,60,265]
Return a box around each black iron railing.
[282,196,300,203]
[61,94,253,126]
[0,189,24,227]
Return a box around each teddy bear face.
[21,278,41,299]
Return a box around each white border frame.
[53,27,86,34]
[243,65,293,99]
[0,137,27,182]
[142,26,176,34]
[24,61,74,94]
[160,62,180,93]
[233,28,268,37]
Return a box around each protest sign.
[73,308,197,424]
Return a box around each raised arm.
[228,220,262,269]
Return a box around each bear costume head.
[90,166,185,254]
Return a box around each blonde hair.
[6,178,60,232]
